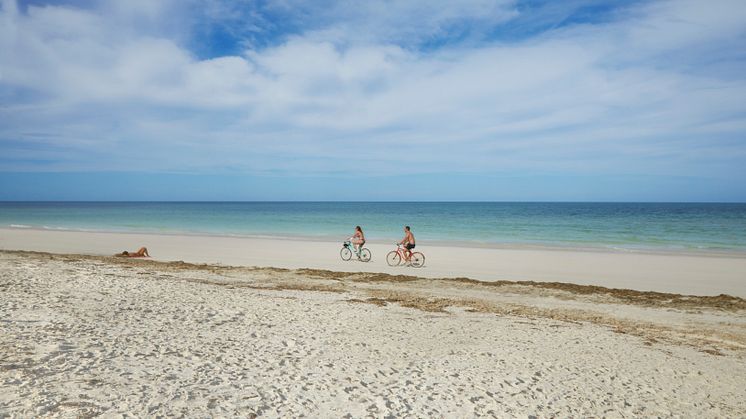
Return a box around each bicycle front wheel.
[359,248,371,262]
[386,251,401,266]
[410,252,425,268]
[340,247,352,261]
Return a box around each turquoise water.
[1,202,745,251]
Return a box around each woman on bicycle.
[351,226,365,254]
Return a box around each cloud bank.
[0,0,745,199]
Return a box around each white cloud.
[0,0,744,181]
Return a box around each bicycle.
[386,243,425,268]
[340,240,371,262]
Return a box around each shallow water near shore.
[2,201,745,252]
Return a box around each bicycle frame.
[394,244,412,260]
[341,239,371,262]
[343,240,364,256]
[386,243,424,268]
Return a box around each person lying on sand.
[116,247,150,258]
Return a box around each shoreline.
[2,227,745,297]
[4,225,746,258]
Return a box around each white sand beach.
[3,0,746,416]
[1,249,745,417]
[2,228,746,416]
[1,228,745,296]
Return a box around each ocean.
[1,202,745,252]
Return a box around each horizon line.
[1,200,745,204]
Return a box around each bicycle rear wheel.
[386,251,401,266]
[410,252,425,268]
[359,248,371,262]
[340,247,352,261]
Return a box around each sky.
[0,0,745,201]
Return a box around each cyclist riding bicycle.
[398,225,415,263]
[350,226,365,255]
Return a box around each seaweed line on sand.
[4,249,742,312]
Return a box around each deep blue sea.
[1,202,745,251]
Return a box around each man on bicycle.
[399,226,416,263]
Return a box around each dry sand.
[1,250,745,417]
[2,228,745,296]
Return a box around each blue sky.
[1,0,745,201]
